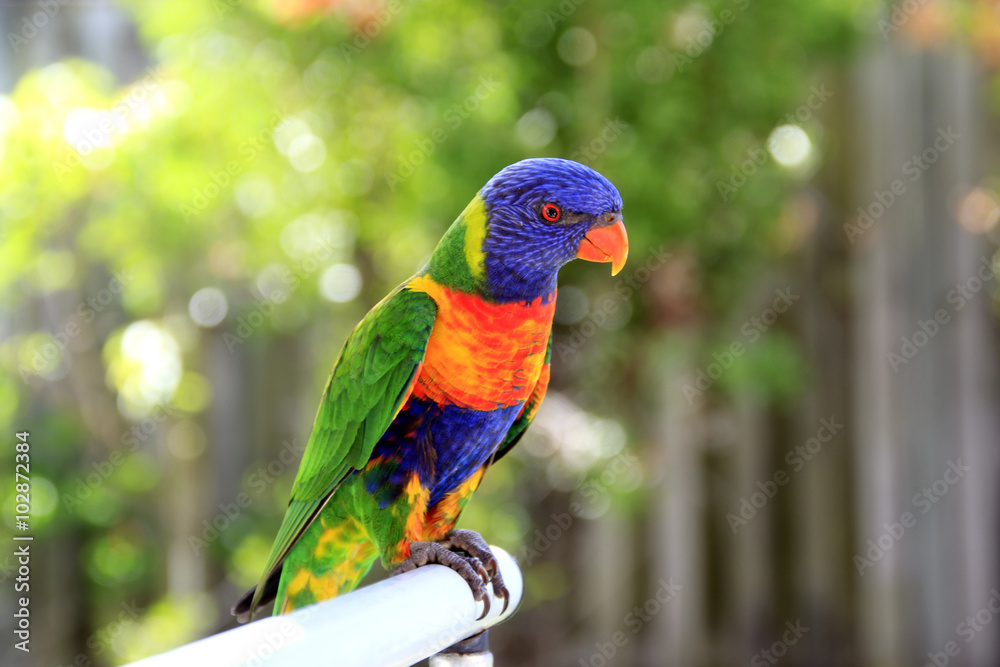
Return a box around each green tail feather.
[273,500,380,615]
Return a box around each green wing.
[249,285,437,613]
[494,331,552,463]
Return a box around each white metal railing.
[123,546,523,667]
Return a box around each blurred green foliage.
[0,0,878,662]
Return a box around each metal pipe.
[123,546,522,667]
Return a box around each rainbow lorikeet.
[233,158,627,622]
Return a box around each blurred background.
[2,0,1000,665]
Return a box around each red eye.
[541,203,561,222]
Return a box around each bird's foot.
[440,529,509,616]
[390,529,509,620]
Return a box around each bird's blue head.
[427,158,627,303]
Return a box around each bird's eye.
[541,203,562,222]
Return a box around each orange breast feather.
[407,276,553,411]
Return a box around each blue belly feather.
[362,398,522,508]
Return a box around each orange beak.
[576,219,628,276]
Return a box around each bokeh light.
[557,27,597,66]
[768,124,812,168]
[955,186,1000,234]
[516,108,556,148]
[188,287,229,327]
[288,133,327,172]
[109,321,183,411]
[319,264,362,303]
